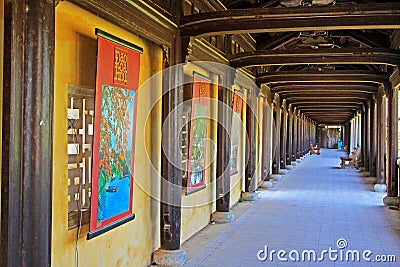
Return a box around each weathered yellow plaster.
[53,2,162,266]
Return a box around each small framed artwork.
[185,72,211,194]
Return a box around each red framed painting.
[230,90,243,175]
[88,29,142,239]
[186,73,211,194]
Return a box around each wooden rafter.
[230,48,400,67]
[180,3,400,37]
[257,70,388,84]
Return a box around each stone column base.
[271,174,281,181]
[374,184,387,193]
[260,180,273,189]
[286,165,294,170]
[359,167,365,172]
[242,192,259,201]
[153,249,186,267]
[364,177,377,184]
[291,162,297,167]
[383,196,400,207]
[212,211,234,223]
[278,169,289,175]
[296,158,302,163]
[361,172,370,177]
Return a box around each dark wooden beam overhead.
[271,83,378,93]
[280,91,372,99]
[180,3,400,37]
[257,70,388,84]
[230,48,400,68]
[345,30,391,48]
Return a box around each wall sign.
[230,91,243,175]
[88,29,142,239]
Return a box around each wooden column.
[364,103,371,173]
[287,105,293,165]
[376,89,384,184]
[386,84,398,198]
[280,101,287,169]
[244,89,258,193]
[292,108,298,160]
[261,97,271,180]
[1,1,54,266]
[156,1,185,264]
[273,99,281,174]
[360,106,366,168]
[215,72,233,214]
[369,97,377,177]
[299,113,304,157]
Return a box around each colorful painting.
[230,92,243,175]
[89,29,142,239]
[97,85,135,222]
[186,74,210,193]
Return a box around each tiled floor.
[183,149,400,267]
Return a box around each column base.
[212,211,234,223]
[383,196,400,207]
[242,192,259,201]
[260,180,273,189]
[296,158,302,163]
[291,162,297,167]
[359,167,365,172]
[153,249,186,267]
[361,172,370,177]
[364,177,377,184]
[278,169,289,175]
[286,165,294,170]
[271,174,281,181]
[374,184,387,193]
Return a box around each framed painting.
[230,90,243,175]
[88,29,142,239]
[186,72,211,194]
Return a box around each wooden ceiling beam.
[258,70,388,84]
[270,82,378,93]
[180,3,400,37]
[230,48,400,68]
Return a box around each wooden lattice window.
[67,85,95,229]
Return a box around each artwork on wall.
[230,90,244,175]
[186,73,211,194]
[88,29,142,239]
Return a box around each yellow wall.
[53,2,162,266]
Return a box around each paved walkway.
[183,149,400,267]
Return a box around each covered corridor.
[1,1,400,266]
[184,149,400,267]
